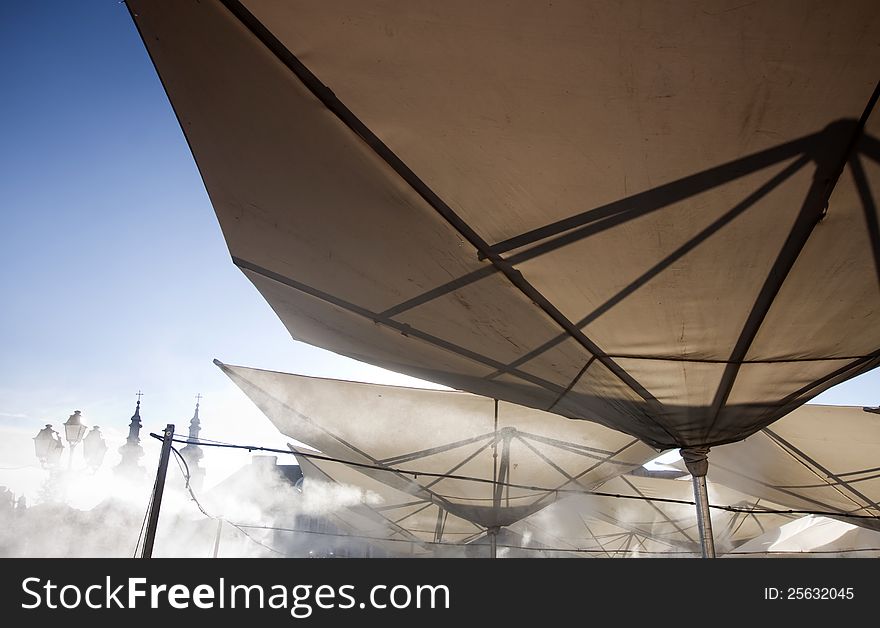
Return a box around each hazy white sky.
[1,2,877,508]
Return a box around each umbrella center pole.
[488,526,500,559]
[682,446,716,558]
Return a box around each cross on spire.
[195,393,202,405]
[136,390,144,403]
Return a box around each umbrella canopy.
[727,515,880,557]
[519,474,795,556]
[693,404,880,530]
[293,445,483,553]
[296,450,589,557]
[217,361,654,528]
[513,505,699,558]
[129,1,880,448]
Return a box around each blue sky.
[0,1,438,500]
[1,2,877,500]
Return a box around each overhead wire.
[133,467,158,557]
[149,432,880,523]
[170,516,880,557]
[155,439,880,557]
[169,444,290,557]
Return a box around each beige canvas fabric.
[129,1,880,448]
[696,404,880,530]
[515,474,794,556]
[728,515,880,557]
[218,361,653,527]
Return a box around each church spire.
[180,394,205,492]
[126,391,143,444]
[116,391,146,480]
[188,393,202,442]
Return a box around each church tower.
[116,392,146,480]
[179,395,206,493]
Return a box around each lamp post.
[33,424,64,468]
[82,426,108,471]
[62,411,89,470]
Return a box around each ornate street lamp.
[82,426,108,470]
[63,410,89,470]
[33,424,64,468]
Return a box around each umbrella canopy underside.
[218,361,654,528]
[129,0,880,448]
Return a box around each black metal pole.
[141,424,174,559]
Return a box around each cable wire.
[221,523,880,557]
[133,470,158,558]
[149,432,880,523]
[160,442,880,558]
[169,444,290,557]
